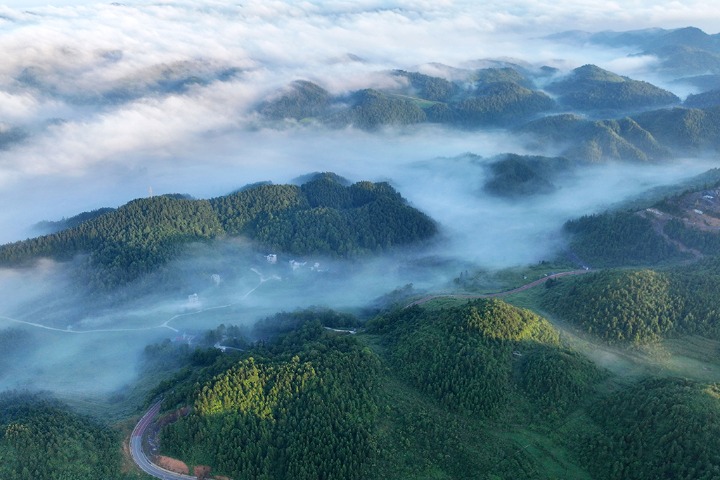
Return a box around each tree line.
[0,173,436,288]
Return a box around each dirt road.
[404,269,591,308]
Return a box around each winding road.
[130,400,197,480]
[0,267,277,335]
[404,269,591,308]
[126,269,592,478]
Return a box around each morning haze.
[0,0,718,410]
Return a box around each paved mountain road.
[130,401,197,480]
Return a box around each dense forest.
[6,293,714,479]
[544,64,680,111]
[576,378,720,480]
[5,20,720,480]
[518,114,673,162]
[256,62,703,138]
[542,269,679,344]
[0,392,138,480]
[253,63,720,166]
[0,173,436,287]
[541,259,720,344]
[211,173,436,256]
[483,154,576,198]
[158,320,381,480]
[563,211,684,267]
[148,304,611,479]
[367,300,605,418]
[143,301,720,479]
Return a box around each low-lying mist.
[1,0,720,404]
[0,126,716,398]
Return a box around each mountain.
[335,89,428,129]
[210,173,437,255]
[0,174,437,287]
[545,64,680,112]
[258,80,332,121]
[259,67,555,130]
[454,81,556,126]
[259,64,689,132]
[518,103,720,161]
[144,295,720,479]
[544,181,720,345]
[576,377,720,480]
[483,153,576,198]
[548,27,720,77]
[5,292,720,479]
[0,392,136,480]
[674,74,720,91]
[391,69,460,102]
[32,207,116,235]
[471,66,536,89]
[562,210,684,267]
[518,113,671,162]
[150,301,607,479]
[632,106,720,152]
[19,59,242,105]
[685,89,720,108]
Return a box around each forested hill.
[541,259,720,345]
[0,173,436,287]
[147,301,720,479]
[150,302,608,479]
[0,392,138,480]
[209,173,436,255]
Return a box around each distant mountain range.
[250,26,720,165]
[256,67,720,164]
[547,26,720,78]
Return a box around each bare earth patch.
[194,465,212,478]
[155,455,190,475]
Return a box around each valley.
[1,3,720,478]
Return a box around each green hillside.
[0,195,224,287]
[563,211,683,266]
[542,269,678,344]
[684,89,720,108]
[258,80,332,121]
[454,81,555,126]
[392,70,460,102]
[332,89,428,129]
[632,106,720,152]
[148,300,718,479]
[0,174,437,287]
[518,114,671,162]
[151,303,608,479]
[483,154,576,198]
[160,322,380,480]
[546,64,680,111]
[259,69,555,130]
[210,173,437,256]
[576,377,720,480]
[472,67,535,89]
[368,299,604,418]
[541,260,720,344]
[0,392,138,480]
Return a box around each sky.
[0,0,719,396]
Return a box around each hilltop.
[0,173,436,288]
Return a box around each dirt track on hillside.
[404,269,591,308]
